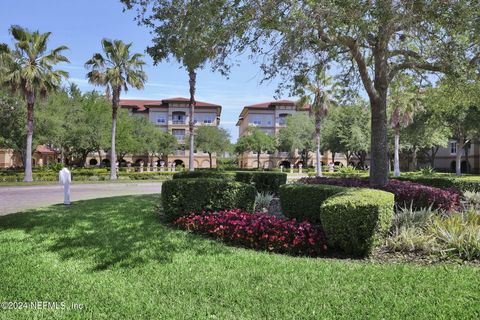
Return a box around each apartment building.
[85,97,222,169]
[405,139,480,173]
[236,100,349,169]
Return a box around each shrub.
[430,210,480,261]
[123,172,173,180]
[320,188,395,257]
[175,209,328,256]
[161,178,256,221]
[386,226,436,253]
[279,184,345,224]
[172,171,234,180]
[254,191,275,212]
[299,177,460,211]
[235,172,287,193]
[397,175,480,193]
[462,191,480,210]
[391,204,437,230]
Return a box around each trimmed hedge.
[235,172,287,193]
[299,177,460,211]
[172,171,234,180]
[396,176,480,193]
[279,184,345,224]
[161,178,256,221]
[0,171,174,182]
[320,189,395,257]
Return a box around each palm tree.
[85,39,147,180]
[388,76,419,177]
[297,71,335,177]
[0,26,69,182]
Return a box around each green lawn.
[0,195,478,319]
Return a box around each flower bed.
[175,209,328,256]
[299,177,460,211]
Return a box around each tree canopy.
[195,126,231,168]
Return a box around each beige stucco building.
[84,97,222,169]
[236,100,349,169]
[0,146,58,168]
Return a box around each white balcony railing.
[172,119,186,125]
[175,150,185,156]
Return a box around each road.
[0,182,162,215]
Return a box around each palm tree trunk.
[209,152,212,169]
[315,118,322,177]
[110,90,119,180]
[23,93,35,182]
[188,69,197,172]
[393,126,400,177]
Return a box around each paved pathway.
[0,182,162,215]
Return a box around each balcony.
[278,151,289,157]
[172,119,186,125]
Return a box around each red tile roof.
[244,100,296,109]
[120,97,221,111]
[156,97,221,107]
[120,99,163,112]
[36,145,57,155]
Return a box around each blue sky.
[0,0,289,141]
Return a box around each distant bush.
[320,188,395,257]
[172,171,234,180]
[299,177,460,211]
[235,172,287,193]
[161,178,256,222]
[175,209,328,256]
[396,175,480,193]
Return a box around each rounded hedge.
[279,184,345,224]
[161,178,256,221]
[320,188,395,257]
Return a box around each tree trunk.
[393,126,400,177]
[464,141,471,174]
[209,152,212,169]
[369,87,389,186]
[257,151,261,169]
[60,146,65,165]
[188,69,197,172]
[110,89,119,180]
[455,139,464,176]
[314,115,323,176]
[24,92,35,182]
[411,148,418,172]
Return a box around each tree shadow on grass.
[0,195,231,271]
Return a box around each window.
[156,116,166,124]
[279,113,290,125]
[172,112,186,124]
[172,129,185,140]
[203,115,214,124]
[251,115,262,125]
[450,141,457,155]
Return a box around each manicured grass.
[0,195,479,319]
